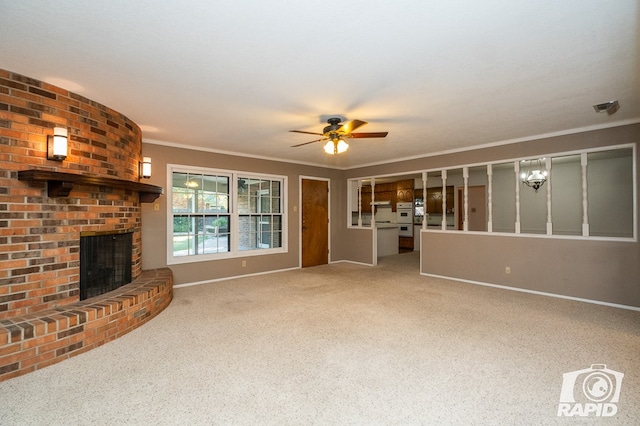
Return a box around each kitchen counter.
[357,222,399,229]
[374,222,399,229]
[376,225,399,257]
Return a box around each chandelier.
[520,158,548,192]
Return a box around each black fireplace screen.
[80,231,132,300]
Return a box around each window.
[169,166,286,264]
[237,177,282,251]
[171,171,231,257]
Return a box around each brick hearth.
[0,268,172,381]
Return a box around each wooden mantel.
[17,169,164,203]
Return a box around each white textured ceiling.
[1,0,638,169]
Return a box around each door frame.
[299,176,331,267]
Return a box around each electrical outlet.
[505,266,511,274]
[153,203,159,211]
[242,260,246,267]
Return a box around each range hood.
[372,200,391,206]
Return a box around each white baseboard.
[330,259,375,267]
[421,272,640,312]
[173,267,300,289]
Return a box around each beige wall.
[333,228,375,265]
[344,124,640,308]
[421,232,639,307]
[141,124,638,307]
[140,143,342,284]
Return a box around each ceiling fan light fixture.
[323,139,349,155]
[290,117,386,154]
[336,139,349,153]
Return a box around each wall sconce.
[47,126,68,161]
[139,157,152,179]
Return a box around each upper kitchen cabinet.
[396,179,414,204]
[361,185,372,213]
[426,186,454,214]
[361,183,394,212]
[376,190,393,203]
[364,182,397,210]
[396,179,413,189]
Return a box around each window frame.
[167,164,287,265]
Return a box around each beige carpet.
[1,252,639,425]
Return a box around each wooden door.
[458,185,487,231]
[301,178,329,267]
[468,185,487,231]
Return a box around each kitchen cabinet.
[426,186,454,214]
[359,185,372,213]
[399,236,414,250]
[359,182,396,211]
[377,182,395,192]
[361,191,372,213]
[360,185,393,213]
[396,179,413,189]
[375,190,393,203]
[357,180,415,213]
[395,179,414,207]
[397,189,413,203]
[445,186,454,213]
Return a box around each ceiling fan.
[290,117,388,154]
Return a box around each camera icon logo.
[558,364,624,417]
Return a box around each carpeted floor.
[1,252,639,425]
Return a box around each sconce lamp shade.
[47,126,68,161]
[140,157,152,179]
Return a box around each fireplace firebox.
[80,230,133,300]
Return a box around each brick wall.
[0,69,145,319]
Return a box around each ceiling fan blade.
[291,138,327,148]
[349,132,389,138]
[338,119,367,134]
[289,130,324,136]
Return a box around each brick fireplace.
[0,69,150,318]
[0,69,171,381]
